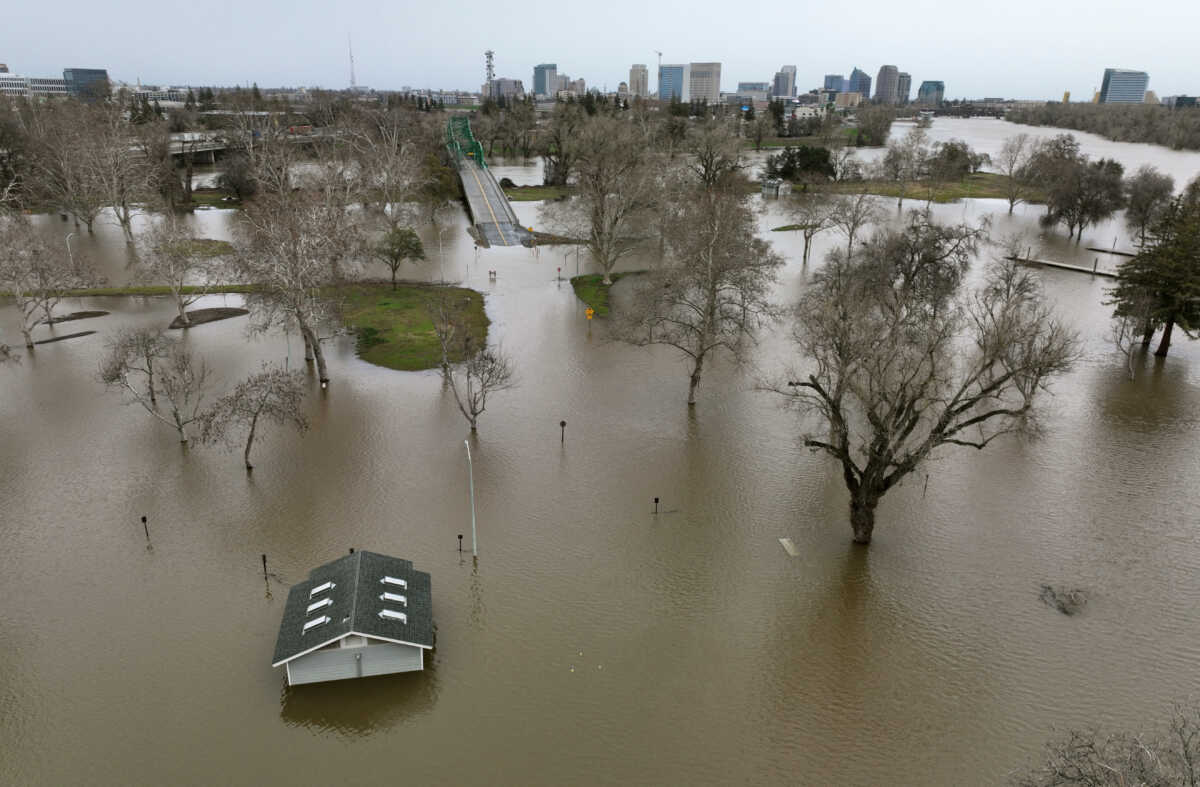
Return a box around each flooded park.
[3,118,1200,784]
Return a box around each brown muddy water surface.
[3,120,1200,785]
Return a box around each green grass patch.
[503,184,570,201]
[569,272,643,317]
[190,189,240,208]
[177,238,235,256]
[772,224,803,232]
[818,173,1046,204]
[339,283,488,372]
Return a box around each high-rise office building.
[629,64,649,98]
[533,63,557,97]
[1099,68,1150,103]
[917,80,945,106]
[896,72,911,105]
[874,65,899,104]
[772,64,797,98]
[824,74,845,92]
[737,81,770,101]
[659,64,688,101]
[688,62,721,104]
[848,68,871,99]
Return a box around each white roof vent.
[306,597,333,614]
[309,581,335,598]
[380,592,407,606]
[302,616,331,633]
[379,609,407,623]
[381,576,407,589]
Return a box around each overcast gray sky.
[6,0,1199,99]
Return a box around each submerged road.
[458,158,531,248]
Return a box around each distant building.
[737,81,770,101]
[917,80,945,106]
[617,81,629,99]
[1098,68,1149,103]
[874,65,899,104]
[569,78,585,96]
[1163,95,1197,109]
[533,63,557,97]
[1144,90,1159,105]
[486,78,524,99]
[688,62,721,104]
[772,65,796,98]
[835,91,862,109]
[271,550,433,686]
[824,74,845,92]
[896,72,911,105]
[0,63,8,73]
[848,67,872,99]
[629,64,649,98]
[659,64,688,101]
[63,68,108,100]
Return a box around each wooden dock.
[1006,256,1117,278]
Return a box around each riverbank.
[569,272,643,317]
[812,172,1045,204]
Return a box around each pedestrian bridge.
[446,117,532,248]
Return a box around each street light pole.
[65,232,76,270]
[464,439,477,556]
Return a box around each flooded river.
[2,120,1200,785]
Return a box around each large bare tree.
[90,104,151,242]
[0,217,87,347]
[200,364,308,470]
[237,164,362,384]
[25,101,106,231]
[996,133,1036,214]
[784,192,836,265]
[100,329,211,444]
[137,217,229,327]
[828,190,883,255]
[621,183,783,405]
[540,115,659,284]
[777,212,1077,544]
[429,294,515,430]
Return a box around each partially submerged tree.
[784,192,836,265]
[373,226,425,289]
[90,104,151,242]
[621,183,783,404]
[100,329,211,443]
[137,217,229,326]
[995,133,1036,214]
[1109,195,1200,357]
[687,119,744,188]
[878,125,929,208]
[0,217,86,347]
[540,115,658,284]
[429,294,515,430]
[828,189,883,255]
[1015,702,1200,787]
[200,364,308,470]
[1124,164,1175,246]
[777,212,1076,544]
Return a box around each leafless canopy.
[428,292,515,431]
[777,211,1077,544]
[99,328,211,444]
[137,216,229,326]
[0,216,89,348]
[200,364,309,469]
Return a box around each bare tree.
[345,105,427,226]
[785,192,836,265]
[828,190,883,256]
[831,146,863,182]
[200,364,308,469]
[621,184,783,404]
[539,115,659,284]
[540,102,585,186]
[90,104,150,242]
[24,101,106,232]
[1015,702,1200,787]
[776,213,1077,544]
[687,119,744,189]
[996,133,1036,214]
[237,167,362,384]
[137,217,229,326]
[878,125,929,208]
[429,294,515,429]
[100,330,211,443]
[0,217,86,347]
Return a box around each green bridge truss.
[446,116,487,169]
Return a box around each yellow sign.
[585,308,594,320]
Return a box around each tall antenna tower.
[655,51,663,96]
[484,50,495,98]
[348,34,357,90]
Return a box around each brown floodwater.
[3,122,1200,785]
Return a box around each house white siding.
[287,642,424,685]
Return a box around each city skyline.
[6,0,1200,99]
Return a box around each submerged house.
[272,550,433,686]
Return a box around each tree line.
[1007,101,1200,151]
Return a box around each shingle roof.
[271,550,433,666]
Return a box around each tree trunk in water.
[243,412,258,470]
[1141,320,1155,348]
[1155,318,1175,357]
[849,495,877,545]
[802,235,812,265]
[183,154,194,206]
[21,327,33,349]
[687,354,704,406]
[302,324,329,382]
[302,330,314,362]
[177,302,190,327]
